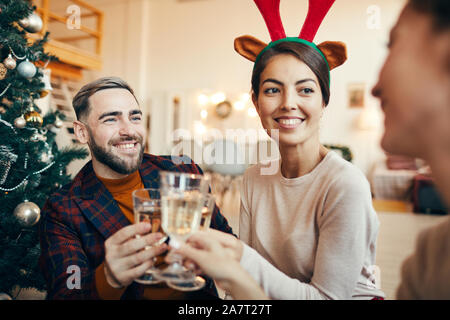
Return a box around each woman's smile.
[274,116,305,129]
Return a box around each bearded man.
[39,77,233,299]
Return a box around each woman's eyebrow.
[261,78,316,86]
[296,79,316,85]
[262,78,283,86]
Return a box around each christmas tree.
[0,0,88,298]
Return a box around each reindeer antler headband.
[235,0,347,72]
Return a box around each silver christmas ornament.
[13,200,41,227]
[17,59,36,79]
[14,117,26,129]
[4,54,16,70]
[22,13,43,33]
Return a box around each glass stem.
[169,251,184,270]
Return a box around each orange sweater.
[94,170,185,300]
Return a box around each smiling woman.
[175,0,385,300]
[232,38,386,300]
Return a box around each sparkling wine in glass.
[133,188,168,285]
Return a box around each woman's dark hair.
[251,41,330,106]
[408,0,450,31]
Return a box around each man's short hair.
[72,76,139,120]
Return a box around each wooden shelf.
[31,0,104,80]
[44,39,102,71]
[46,60,83,81]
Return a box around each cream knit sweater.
[239,151,385,300]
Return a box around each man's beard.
[87,129,144,175]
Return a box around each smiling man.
[39,77,233,300]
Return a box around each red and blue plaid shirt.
[39,154,234,299]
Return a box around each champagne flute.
[154,171,210,283]
[166,193,216,291]
[133,188,168,285]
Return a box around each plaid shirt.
[39,154,234,300]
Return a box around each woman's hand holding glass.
[171,229,244,286]
[171,229,267,300]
